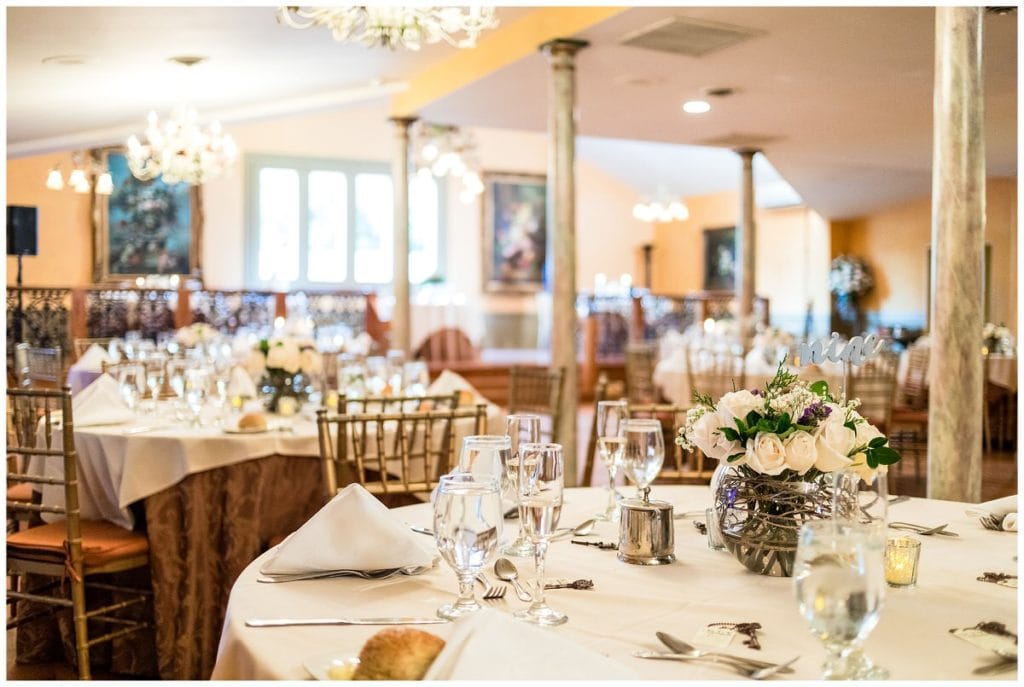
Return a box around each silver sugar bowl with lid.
[618,487,675,565]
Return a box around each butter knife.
[246,617,449,627]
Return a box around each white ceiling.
[6,6,1018,220]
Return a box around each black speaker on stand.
[7,205,39,345]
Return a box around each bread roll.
[237,412,267,431]
[351,628,445,680]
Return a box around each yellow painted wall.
[5,152,93,286]
[833,177,1017,331]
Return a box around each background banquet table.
[213,486,1017,681]
[22,401,504,679]
[652,356,845,406]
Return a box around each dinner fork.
[979,513,1007,531]
[482,585,507,601]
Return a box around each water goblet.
[184,367,211,427]
[502,414,541,557]
[457,435,511,485]
[143,355,167,414]
[794,519,888,680]
[433,474,503,620]
[514,442,567,627]
[621,419,665,500]
[117,364,146,412]
[594,399,628,521]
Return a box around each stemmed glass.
[514,442,567,627]
[594,400,628,521]
[502,414,541,557]
[794,520,888,680]
[457,435,511,485]
[621,419,665,501]
[183,367,211,427]
[403,361,430,397]
[117,364,146,413]
[833,468,889,528]
[143,354,167,414]
[167,359,191,419]
[433,473,503,620]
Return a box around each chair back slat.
[340,391,460,414]
[625,343,658,404]
[685,348,746,403]
[899,346,930,409]
[850,350,898,432]
[508,367,565,443]
[627,401,716,484]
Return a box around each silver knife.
[246,617,449,627]
[633,651,796,673]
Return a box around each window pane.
[307,170,348,283]
[409,173,439,283]
[257,167,300,283]
[353,173,393,284]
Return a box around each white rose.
[178,326,197,347]
[267,342,301,374]
[300,348,323,376]
[783,431,817,475]
[245,350,266,378]
[717,390,764,423]
[688,409,743,462]
[814,410,856,472]
[745,432,787,475]
[854,420,885,447]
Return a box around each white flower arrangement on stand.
[247,336,323,412]
[176,322,219,348]
[983,322,1015,355]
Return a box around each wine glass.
[503,414,541,557]
[365,356,388,395]
[433,473,503,620]
[514,442,567,627]
[833,467,889,528]
[183,367,211,427]
[594,399,628,521]
[403,361,430,397]
[143,354,167,414]
[621,419,665,500]
[456,435,510,486]
[386,349,406,393]
[117,364,146,412]
[794,519,888,680]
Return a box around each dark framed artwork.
[481,172,547,293]
[91,147,203,283]
[702,226,737,291]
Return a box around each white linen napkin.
[72,374,135,427]
[226,365,258,399]
[426,369,490,404]
[72,343,111,373]
[966,495,1018,532]
[424,608,636,680]
[259,484,435,575]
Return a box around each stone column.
[927,7,985,502]
[541,38,587,485]
[390,116,417,354]
[735,148,759,345]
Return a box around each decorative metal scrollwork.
[189,290,276,333]
[6,288,71,353]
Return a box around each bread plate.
[303,652,360,680]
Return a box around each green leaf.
[844,420,858,432]
[868,436,887,449]
[720,427,741,442]
[727,452,746,462]
[745,410,761,428]
[734,417,747,434]
[866,453,879,469]
[809,380,829,397]
[871,447,901,465]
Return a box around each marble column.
[927,7,985,503]
[390,116,417,354]
[735,148,759,345]
[541,38,587,485]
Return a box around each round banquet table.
[212,486,1017,680]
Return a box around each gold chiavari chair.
[582,373,610,486]
[6,386,152,680]
[508,366,565,444]
[625,343,659,404]
[890,346,929,477]
[627,401,717,484]
[848,349,899,434]
[316,404,487,506]
[685,347,746,404]
[339,391,461,414]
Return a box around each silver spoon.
[551,518,598,541]
[656,632,794,672]
[494,557,532,602]
[750,656,800,680]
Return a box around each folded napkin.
[347,332,374,357]
[72,343,111,373]
[73,374,135,427]
[426,369,490,405]
[226,365,257,399]
[424,608,636,680]
[966,495,1018,532]
[260,483,435,575]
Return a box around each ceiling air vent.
[619,16,766,58]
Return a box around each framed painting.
[703,226,737,291]
[91,147,203,283]
[481,172,547,293]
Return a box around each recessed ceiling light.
[41,55,90,66]
[683,100,711,114]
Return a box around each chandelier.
[126,106,238,185]
[632,187,690,223]
[414,122,484,204]
[277,6,499,50]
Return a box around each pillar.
[735,148,759,345]
[541,38,587,485]
[389,116,417,354]
[927,7,985,502]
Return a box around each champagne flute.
[502,414,541,557]
[794,520,888,680]
[433,474,503,620]
[621,419,665,501]
[514,442,567,627]
[594,399,628,521]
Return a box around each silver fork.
[482,585,507,601]
[979,513,1006,531]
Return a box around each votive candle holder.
[885,536,921,587]
[706,507,727,551]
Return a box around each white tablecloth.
[31,402,505,530]
[212,486,1017,681]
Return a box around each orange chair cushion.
[7,483,34,503]
[7,519,149,568]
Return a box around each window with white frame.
[246,155,444,288]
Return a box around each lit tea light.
[325,391,339,411]
[277,397,299,417]
[885,536,921,587]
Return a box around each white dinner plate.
[303,651,360,680]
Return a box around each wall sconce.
[44,152,113,195]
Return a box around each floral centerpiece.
[829,255,874,337]
[983,322,1015,355]
[678,363,901,576]
[176,322,219,348]
[246,336,323,411]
